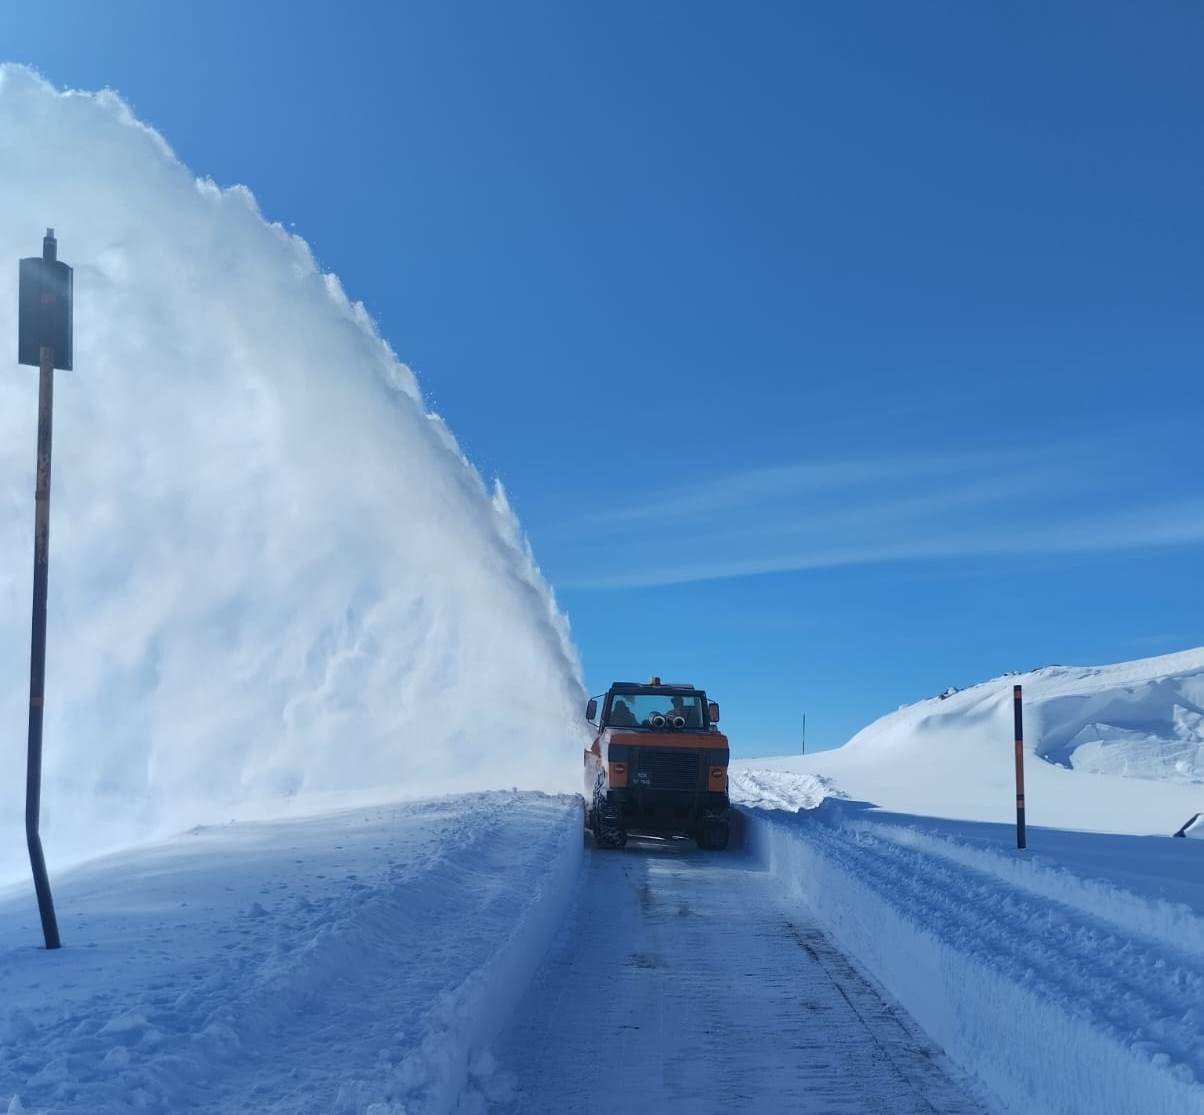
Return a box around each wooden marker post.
[1013,684,1026,850]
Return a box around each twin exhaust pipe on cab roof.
[649,714,688,729]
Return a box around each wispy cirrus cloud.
[578,449,1036,529]
[550,442,1204,589]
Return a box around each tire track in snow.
[796,819,1204,1086]
[748,809,1204,1113]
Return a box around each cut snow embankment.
[734,648,1204,1115]
[743,806,1204,1115]
[0,792,582,1115]
[0,66,588,882]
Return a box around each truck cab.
[584,678,730,850]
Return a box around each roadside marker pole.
[26,341,60,949]
[18,229,72,950]
[1013,684,1027,850]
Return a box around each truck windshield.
[606,693,705,729]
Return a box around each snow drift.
[843,646,1204,785]
[0,65,586,881]
[740,647,1204,834]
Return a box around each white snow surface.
[5,760,1201,1115]
[731,649,1204,1115]
[737,646,1204,834]
[0,792,583,1115]
[743,806,1204,1115]
[0,65,587,882]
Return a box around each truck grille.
[634,749,701,791]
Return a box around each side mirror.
[708,702,720,723]
[586,698,598,721]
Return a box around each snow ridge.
[857,649,1204,785]
[728,769,835,812]
[746,805,1204,1115]
[840,815,1204,962]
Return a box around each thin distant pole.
[1013,685,1027,850]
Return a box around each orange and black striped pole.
[1013,684,1026,849]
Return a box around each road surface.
[492,834,991,1114]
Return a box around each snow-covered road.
[0,793,583,1115]
[8,783,1200,1114]
[492,835,989,1115]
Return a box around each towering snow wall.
[0,66,587,879]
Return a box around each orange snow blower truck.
[584,678,730,850]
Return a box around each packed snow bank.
[744,805,1204,1115]
[734,650,1204,1114]
[0,65,586,880]
[737,647,1204,834]
[0,792,583,1115]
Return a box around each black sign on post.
[17,228,71,951]
[19,229,72,370]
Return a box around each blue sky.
[5,2,1203,754]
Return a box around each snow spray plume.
[0,66,587,880]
